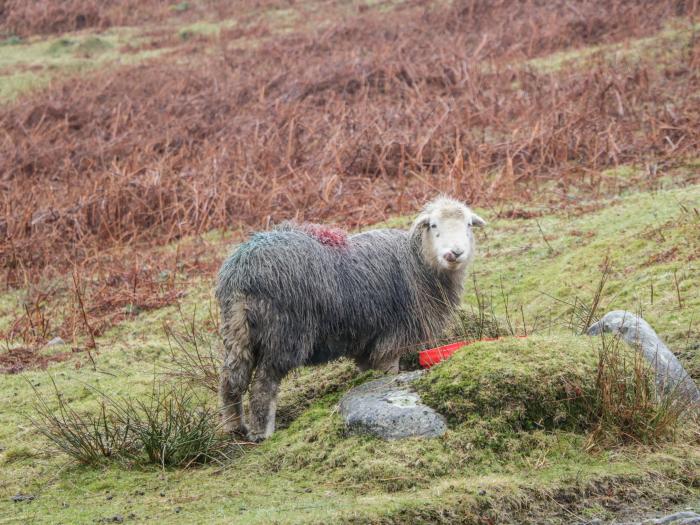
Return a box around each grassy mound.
[417,336,598,432]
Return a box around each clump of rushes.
[31,378,138,465]
[115,384,228,468]
[30,379,232,468]
[587,333,694,449]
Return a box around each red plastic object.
[419,337,525,368]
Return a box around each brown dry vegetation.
[1,0,699,354]
[0,0,242,37]
[0,345,72,373]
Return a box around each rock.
[642,511,699,524]
[338,370,447,440]
[587,311,700,405]
[11,493,35,503]
[46,337,66,347]
[634,510,700,524]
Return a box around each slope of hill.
[1,182,698,524]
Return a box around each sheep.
[215,196,486,441]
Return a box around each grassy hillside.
[1,0,699,523]
[1,182,698,524]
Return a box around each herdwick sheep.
[216,197,486,441]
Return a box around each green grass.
[467,182,700,372]
[0,29,167,102]
[1,180,699,523]
[527,20,700,73]
[0,0,412,103]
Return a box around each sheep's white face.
[414,199,486,272]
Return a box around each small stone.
[110,515,124,523]
[106,494,113,500]
[11,493,34,503]
[46,337,66,347]
[160,492,166,497]
[175,507,182,514]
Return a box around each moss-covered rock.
[416,335,599,432]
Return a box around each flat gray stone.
[587,311,700,405]
[338,370,447,440]
[46,337,66,347]
[614,510,700,525]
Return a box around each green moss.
[417,336,598,431]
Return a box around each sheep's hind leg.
[354,353,372,372]
[219,303,254,438]
[220,373,248,436]
[220,349,254,438]
[247,366,283,442]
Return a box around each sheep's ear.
[470,213,486,227]
[411,213,430,233]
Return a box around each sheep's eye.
[430,224,437,229]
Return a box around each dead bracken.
[1,0,698,290]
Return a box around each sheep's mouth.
[437,258,465,271]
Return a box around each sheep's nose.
[451,249,464,258]
[443,250,461,262]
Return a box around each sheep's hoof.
[246,431,267,443]
[226,424,249,441]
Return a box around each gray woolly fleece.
[216,221,469,375]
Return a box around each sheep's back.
[217,228,419,332]
[216,230,341,314]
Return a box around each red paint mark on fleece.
[299,223,348,248]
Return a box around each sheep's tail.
[219,297,255,434]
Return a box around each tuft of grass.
[164,305,220,394]
[30,378,138,465]
[29,378,230,468]
[587,333,692,449]
[115,384,229,468]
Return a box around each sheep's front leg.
[354,354,372,372]
[247,366,282,442]
[376,357,400,374]
[370,342,400,374]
